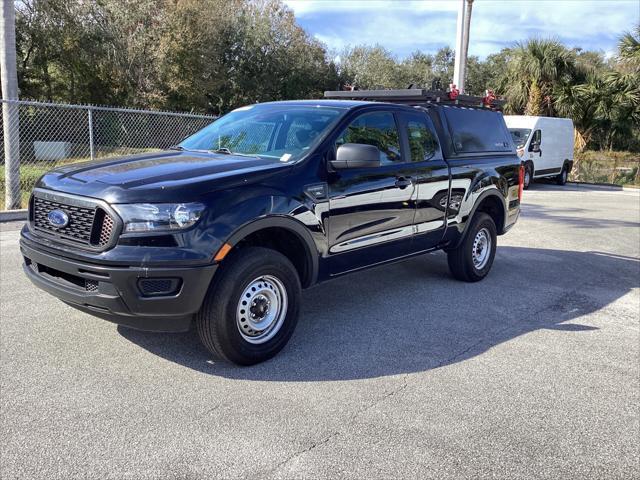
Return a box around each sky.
[283,0,640,60]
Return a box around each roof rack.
[323,88,505,111]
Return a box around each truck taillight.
[518,164,524,201]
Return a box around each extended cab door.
[397,111,450,250]
[326,109,419,274]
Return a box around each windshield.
[509,128,532,149]
[179,104,345,162]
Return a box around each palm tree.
[555,29,640,151]
[617,26,640,73]
[501,39,578,116]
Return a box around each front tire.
[447,213,497,282]
[523,162,533,190]
[196,247,301,365]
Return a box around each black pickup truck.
[20,89,523,365]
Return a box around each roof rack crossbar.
[323,88,505,110]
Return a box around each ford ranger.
[20,89,523,365]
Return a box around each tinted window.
[443,107,511,153]
[336,112,401,164]
[403,113,441,162]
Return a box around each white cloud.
[284,0,640,58]
[284,0,459,16]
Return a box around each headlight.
[112,202,205,233]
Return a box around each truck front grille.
[30,190,119,251]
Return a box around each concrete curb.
[567,182,639,192]
[0,209,27,222]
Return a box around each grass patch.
[0,149,158,209]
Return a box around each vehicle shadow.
[118,247,639,381]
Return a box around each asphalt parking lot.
[1,183,639,479]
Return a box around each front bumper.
[20,237,217,332]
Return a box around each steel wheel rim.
[236,275,288,344]
[562,169,567,182]
[472,228,491,270]
[524,169,531,186]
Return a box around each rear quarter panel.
[442,156,521,243]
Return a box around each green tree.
[617,26,640,73]
[339,45,401,89]
[399,51,435,88]
[15,0,339,113]
[501,38,578,115]
[555,29,640,151]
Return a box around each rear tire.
[556,164,568,185]
[447,213,497,282]
[196,247,301,365]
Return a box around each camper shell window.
[443,107,512,154]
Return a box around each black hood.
[36,150,292,203]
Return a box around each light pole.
[453,0,473,94]
[1,0,21,210]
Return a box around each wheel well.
[525,160,534,174]
[474,195,505,234]
[233,227,312,288]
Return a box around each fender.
[447,188,508,250]
[224,215,320,287]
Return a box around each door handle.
[539,150,542,157]
[395,176,413,189]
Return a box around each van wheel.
[557,165,568,185]
[523,163,533,190]
[196,247,301,365]
[447,213,497,282]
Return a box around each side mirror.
[530,142,540,153]
[331,143,381,169]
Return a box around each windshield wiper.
[212,147,233,155]
[210,148,261,159]
[168,145,186,151]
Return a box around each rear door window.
[443,107,512,154]
[400,112,442,162]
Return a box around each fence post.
[88,108,95,161]
[1,0,21,210]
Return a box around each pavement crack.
[257,431,340,479]
[257,377,410,478]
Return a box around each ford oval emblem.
[47,209,69,228]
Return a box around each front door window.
[335,112,402,165]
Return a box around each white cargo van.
[504,116,574,188]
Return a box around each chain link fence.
[1,99,216,210]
